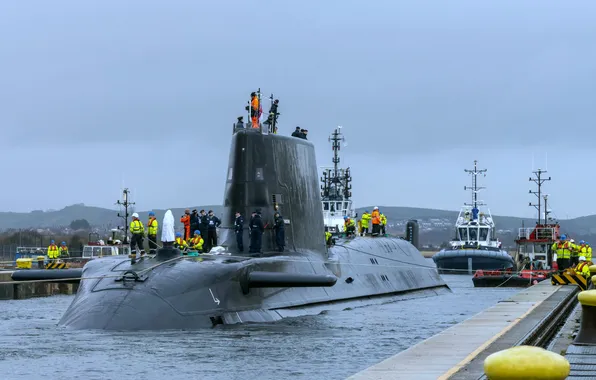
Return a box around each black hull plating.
[58,237,447,330]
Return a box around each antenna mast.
[529,169,551,225]
[464,160,487,208]
[116,188,135,244]
[320,127,352,200]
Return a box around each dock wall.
[0,271,78,300]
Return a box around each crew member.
[344,216,356,237]
[205,210,221,252]
[357,219,363,236]
[380,213,387,236]
[234,116,245,129]
[360,211,371,236]
[273,212,285,252]
[249,92,260,129]
[575,256,591,278]
[147,211,159,255]
[189,230,204,253]
[300,129,308,139]
[291,126,302,138]
[47,240,59,262]
[174,232,188,251]
[234,211,244,252]
[570,239,580,266]
[190,209,200,235]
[199,210,209,244]
[371,207,381,236]
[325,230,333,247]
[579,240,593,263]
[249,210,264,254]
[552,234,572,270]
[180,209,191,240]
[59,241,69,258]
[263,99,279,133]
[130,212,145,256]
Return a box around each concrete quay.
[348,280,578,380]
[0,270,78,300]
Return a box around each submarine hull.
[53,127,449,330]
[58,237,446,330]
[433,248,515,274]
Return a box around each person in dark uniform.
[249,210,264,254]
[291,126,301,138]
[234,211,244,252]
[273,212,285,252]
[234,116,245,129]
[190,209,200,236]
[263,99,280,133]
[198,209,209,251]
[205,210,221,252]
[300,129,308,140]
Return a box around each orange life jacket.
[371,210,380,225]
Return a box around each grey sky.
[1,0,595,219]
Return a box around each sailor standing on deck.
[379,213,387,236]
[371,207,381,236]
[130,213,145,256]
[59,241,69,258]
[273,212,285,252]
[360,211,371,236]
[147,211,159,255]
[249,210,264,254]
[234,212,244,252]
[205,210,221,252]
[180,209,191,240]
[580,240,593,263]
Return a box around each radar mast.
[320,127,352,201]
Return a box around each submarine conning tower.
[220,128,326,255]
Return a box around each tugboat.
[473,169,557,287]
[433,160,514,274]
[320,126,357,235]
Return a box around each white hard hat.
[580,256,586,261]
[571,239,575,243]
[374,206,379,210]
[132,212,139,218]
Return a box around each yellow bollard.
[484,345,569,380]
[574,289,596,345]
[589,265,596,273]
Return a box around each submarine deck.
[347,280,575,380]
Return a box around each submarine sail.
[14,95,447,330]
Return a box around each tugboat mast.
[529,169,551,225]
[116,188,135,244]
[464,160,487,209]
[320,127,352,201]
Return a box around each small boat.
[473,168,559,287]
[433,160,514,274]
[472,269,550,287]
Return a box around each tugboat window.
[323,202,329,211]
[479,228,488,241]
[459,227,468,240]
[469,228,478,240]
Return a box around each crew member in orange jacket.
[371,206,381,236]
[180,209,191,240]
[250,92,260,129]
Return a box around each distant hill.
[2,203,594,246]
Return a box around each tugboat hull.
[433,249,515,274]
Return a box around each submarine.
[12,109,447,330]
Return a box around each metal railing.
[517,227,556,240]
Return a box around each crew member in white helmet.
[129,212,146,256]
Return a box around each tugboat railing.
[517,227,557,241]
